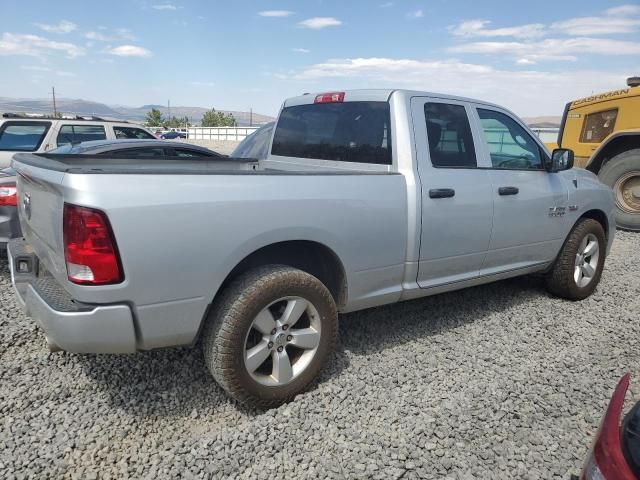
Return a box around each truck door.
[410,97,494,288]
[470,105,569,274]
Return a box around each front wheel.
[598,149,640,231]
[545,218,606,300]
[202,265,338,408]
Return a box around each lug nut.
[277,346,284,353]
[271,328,277,335]
[282,324,289,330]
[268,342,274,349]
[286,335,292,342]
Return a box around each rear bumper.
[8,238,137,353]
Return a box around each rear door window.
[424,103,477,168]
[113,126,156,139]
[57,125,107,146]
[0,122,51,151]
[271,102,392,164]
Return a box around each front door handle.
[498,186,519,196]
[429,188,455,199]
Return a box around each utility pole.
[51,86,58,117]
[168,99,171,122]
[249,108,253,127]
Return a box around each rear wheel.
[598,149,640,231]
[545,218,606,300]
[202,265,338,408]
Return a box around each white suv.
[0,114,156,168]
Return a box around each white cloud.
[258,10,294,17]
[606,4,640,16]
[452,4,640,40]
[34,20,77,34]
[449,37,640,63]
[298,17,342,29]
[407,10,424,19]
[551,5,640,36]
[85,28,135,42]
[20,65,75,77]
[292,48,310,53]
[152,4,178,10]
[451,19,545,39]
[0,33,85,58]
[190,81,215,87]
[20,65,51,72]
[380,2,394,7]
[292,56,626,116]
[106,45,152,57]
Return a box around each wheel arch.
[576,209,609,242]
[216,240,348,311]
[586,132,640,174]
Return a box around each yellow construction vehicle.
[546,77,640,231]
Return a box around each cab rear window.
[271,102,392,165]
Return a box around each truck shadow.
[76,275,547,417]
[337,275,547,356]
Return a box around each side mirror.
[548,148,574,172]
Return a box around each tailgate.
[13,156,68,285]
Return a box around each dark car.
[574,374,639,480]
[0,167,18,249]
[160,131,187,139]
[0,140,224,247]
[231,122,274,160]
[49,139,223,157]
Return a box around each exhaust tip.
[627,76,640,88]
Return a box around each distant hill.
[0,97,274,126]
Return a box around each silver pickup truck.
[9,90,615,407]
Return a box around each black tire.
[598,149,640,231]
[545,218,606,300]
[202,265,338,408]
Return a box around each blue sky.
[0,0,639,117]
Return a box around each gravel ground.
[1,232,639,479]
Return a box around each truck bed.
[11,152,409,350]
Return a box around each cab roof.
[282,89,504,110]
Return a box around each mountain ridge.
[0,97,274,126]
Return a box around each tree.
[161,116,191,129]
[145,108,164,127]
[201,108,236,127]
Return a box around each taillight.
[314,92,345,104]
[63,203,123,285]
[582,374,636,480]
[0,183,17,206]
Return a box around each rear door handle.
[498,186,519,196]
[429,188,455,199]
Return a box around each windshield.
[271,101,392,165]
[231,123,274,159]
